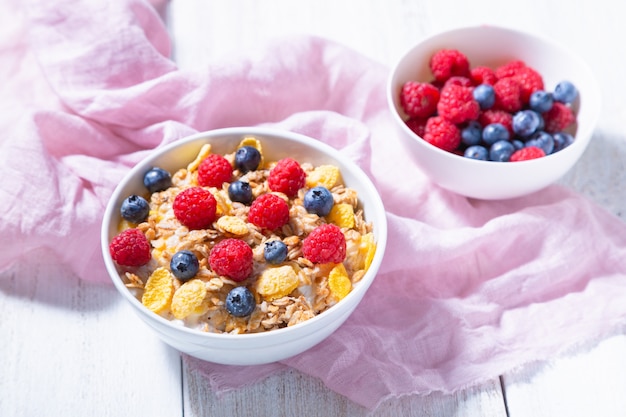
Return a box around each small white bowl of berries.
[101,127,387,365]
[387,25,601,200]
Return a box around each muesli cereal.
[108,136,377,334]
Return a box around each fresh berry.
[461,120,483,146]
[120,195,150,224]
[198,154,233,188]
[303,186,334,216]
[510,65,544,104]
[143,167,172,193]
[109,228,151,267]
[553,80,578,104]
[234,146,262,173]
[512,110,544,138]
[494,60,527,79]
[525,131,555,155]
[479,109,514,135]
[170,250,199,281]
[405,117,428,137]
[437,84,480,124]
[268,158,306,197]
[228,180,253,205]
[173,187,217,230]
[512,139,525,150]
[264,240,288,264]
[248,193,290,230]
[209,238,253,282]
[472,84,495,110]
[400,81,440,118]
[225,286,256,317]
[493,77,523,113]
[553,131,574,152]
[302,224,346,264]
[470,66,497,85]
[529,90,554,113]
[482,123,510,145]
[443,76,473,88]
[423,116,461,152]
[510,146,546,161]
[464,145,488,160]
[429,49,470,83]
[543,102,576,133]
[489,140,515,162]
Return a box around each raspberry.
[470,66,497,85]
[209,238,253,282]
[443,76,473,88]
[510,65,544,104]
[479,109,514,135]
[493,77,523,113]
[423,116,461,152]
[495,60,527,79]
[198,154,233,188]
[400,81,440,118]
[543,102,576,133]
[510,146,546,161]
[248,193,290,230]
[429,49,470,83]
[173,187,217,230]
[405,117,428,137]
[109,228,151,267]
[302,224,347,264]
[268,158,306,197]
[437,84,480,124]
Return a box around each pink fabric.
[4,0,626,410]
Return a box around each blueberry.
[489,140,515,162]
[120,195,150,224]
[143,167,172,193]
[225,286,256,317]
[552,132,574,152]
[463,145,488,160]
[482,123,510,145]
[472,84,495,109]
[529,90,554,113]
[512,139,525,150]
[461,121,483,146]
[525,131,555,155]
[553,80,578,104]
[303,186,334,216]
[512,110,544,138]
[234,146,262,173]
[170,250,200,281]
[264,240,288,264]
[228,180,253,205]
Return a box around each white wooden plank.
[503,333,626,417]
[182,361,507,417]
[0,253,182,417]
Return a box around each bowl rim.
[101,126,388,341]
[385,24,602,167]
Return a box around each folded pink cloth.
[4,0,626,410]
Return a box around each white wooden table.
[3,1,626,415]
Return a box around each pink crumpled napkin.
[4,0,626,410]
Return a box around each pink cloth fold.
[4,0,626,410]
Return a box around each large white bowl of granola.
[101,127,387,365]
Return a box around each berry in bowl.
[387,25,601,200]
[101,127,387,365]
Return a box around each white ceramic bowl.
[101,127,387,365]
[387,25,601,200]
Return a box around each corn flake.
[306,165,341,189]
[142,267,175,314]
[187,143,212,172]
[359,232,376,270]
[327,203,355,229]
[216,215,249,236]
[328,263,351,300]
[171,279,208,319]
[256,265,299,301]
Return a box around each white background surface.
[3,0,626,416]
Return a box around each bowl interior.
[101,127,388,360]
